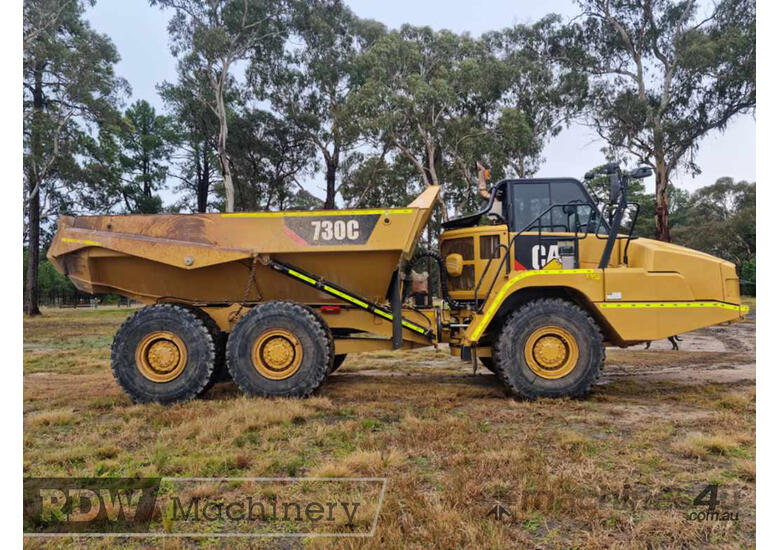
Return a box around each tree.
[159,80,220,212]
[675,177,755,271]
[23,0,128,315]
[152,0,291,212]
[564,0,755,241]
[261,1,385,209]
[353,26,501,220]
[116,100,178,213]
[483,16,588,178]
[226,108,316,211]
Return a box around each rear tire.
[493,298,603,399]
[110,304,215,404]
[226,301,330,398]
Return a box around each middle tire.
[226,301,330,397]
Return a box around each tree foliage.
[563,0,755,241]
[675,178,755,270]
[23,0,128,314]
[22,0,757,309]
[152,0,291,212]
[260,1,384,209]
[114,100,179,213]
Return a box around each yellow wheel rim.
[523,326,579,380]
[251,329,303,380]
[136,331,188,383]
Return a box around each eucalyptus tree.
[258,1,385,209]
[159,80,220,212]
[483,15,588,178]
[563,0,755,241]
[23,0,128,315]
[152,0,291,212]
[353,26,504,220]
[225,108,317,211]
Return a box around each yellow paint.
[251,328,303,380]
[524,325,579,379]
[135,331,188,383]
[220,208,412,218]
[469,269,597,341]
[62,237,101,246]
[542,258,563,270]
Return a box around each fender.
[463,269,604,345]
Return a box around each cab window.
[509,180,599,232]
[509,183,551,231]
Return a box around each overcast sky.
[86,0,756,203]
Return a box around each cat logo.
[531,244,561,270]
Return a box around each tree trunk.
[324,159,337,210]
[218,133,234,212]
[197,143,209,213]
[25,181,41,316]
[654,157,671,242]
[25,65,43,316]
[214,82,234,212]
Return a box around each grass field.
[23,307,755,549]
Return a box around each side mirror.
[629,166,653,179]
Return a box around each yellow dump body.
[48,187,440,309]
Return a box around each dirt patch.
[606,321,755,385]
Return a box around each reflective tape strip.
[221,208,412,218]
[402,320,427,334]
[287,269,317,285]
[598,301,749,313]
[375,309,393,320]
[62,237,101,246]
[322,284,369,309]
[469,269,597,342]
[274,260,430,337]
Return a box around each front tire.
[226,301,330,397]
[493,298,603,399]
[110,304,216,404]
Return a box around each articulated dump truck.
[48,164,748,403]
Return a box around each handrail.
[473,201,599,314]
[473,243,508,308]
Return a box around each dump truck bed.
[47,187,440,306]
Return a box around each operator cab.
[443,178,603,234]
[442,178,606,271]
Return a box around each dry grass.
[23,308,756,549]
